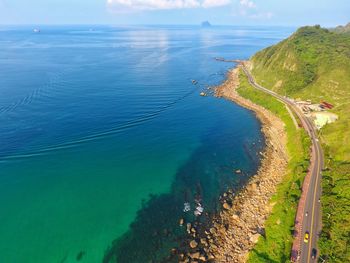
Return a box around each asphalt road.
[240,64,324,263]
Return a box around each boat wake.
[0,84,201,161]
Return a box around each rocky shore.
[180,66,288,262]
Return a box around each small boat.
[191,80,198,85]
[196,206,204,213]
[33,28,40,33]
[194,204,204,216]
[183,202,191,212]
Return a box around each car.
[311,248,317,259]
[304,231,310,243]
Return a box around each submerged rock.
[179,218,184,226]
[76,251,86,261]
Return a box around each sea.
[0,25,294,263]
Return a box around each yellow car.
[304,231,310,243]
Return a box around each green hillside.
[250,25,350,262]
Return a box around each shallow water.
[0,25,294,262]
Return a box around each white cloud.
[108,0,199,11]
[107,0,231,11]
[202,0,231,8]
[239,0,256,9]
[235,0,273,21]
[106,0,273,22]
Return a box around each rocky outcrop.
[202,139,287,262]
[200,66,288,262]
[178,66,288,263]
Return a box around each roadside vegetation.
[248,25,350,261]
[236,71,311,262]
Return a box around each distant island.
[201,21,211,27]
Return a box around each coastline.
[182,65,289,262]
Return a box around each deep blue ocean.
[0,25,294,262]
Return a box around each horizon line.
[0,23,331,28]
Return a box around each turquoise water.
[0,25,293,262]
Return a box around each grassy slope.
[250,25,350,262]
[237,71,311,262]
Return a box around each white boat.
[183,202,191,212]
[194,204,204,216]
[33,28,40,33]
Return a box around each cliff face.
[250,25,350,262]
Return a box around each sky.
[0,0,349,26]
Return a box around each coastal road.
[240,64,324,263]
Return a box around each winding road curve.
[240,63,324,263]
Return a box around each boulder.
[248,183,257,191]
[200,238,208,246]
[189,240,198,249]
[249,233,261,244]
[190,252,200,259]
[223,202,232,210]
[232,214,239,220]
